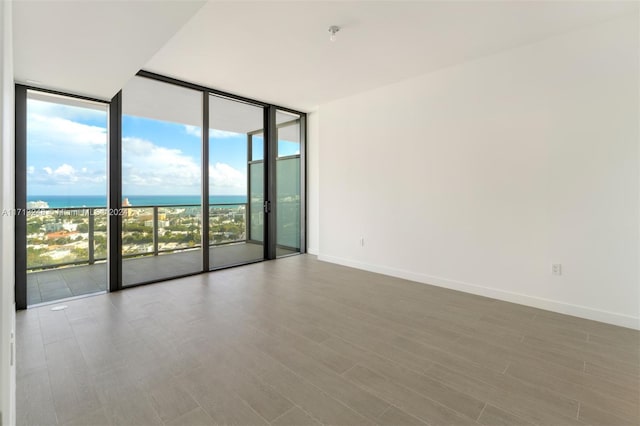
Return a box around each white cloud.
[211,129,240,139]
[26,105,246,195]
[122,137,202,191]
[26,108,108,194]
[28,112,107,148]
[29,163,106,186]
[54,164,75,178]
[184,125,201,138]
[184,125,241,140]
[209,162,245,194]
[121,137,248,195]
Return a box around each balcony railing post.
[153,206,159,256]
[244,203,248,242]
[88,208,95,265]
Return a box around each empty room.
[0,1,638,425]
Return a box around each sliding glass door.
[120,76,203,286]
[208,95,265,269]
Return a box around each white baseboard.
[307,247,319,255]
[317,254,640,330]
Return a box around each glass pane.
[276,110,301,256]
[276,158,301,250]
[252,133,264,161]
[209,95,264,268]
[276,110,300,158]
[249,162,264,242]
[25,90,108,305]
[121,76,203,285]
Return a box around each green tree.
[26,247,53,268]
[26,222,42,234]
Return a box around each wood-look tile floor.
[17,255,640,426]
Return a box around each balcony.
[26,203,266,306]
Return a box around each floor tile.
[16,255,640,426]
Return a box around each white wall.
[0,0,16,423]
[307,110,320,254]
[317,13,639,329]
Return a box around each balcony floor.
[27,242,297,306]
[27,263,107,306]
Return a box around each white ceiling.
[13,0,206,100]
[144,0,638,111]
[13,1,638,110]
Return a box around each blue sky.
[27,98,299,197]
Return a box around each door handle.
[263,200,271,214]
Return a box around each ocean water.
[27,194,247,208]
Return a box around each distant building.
[44,222,63,233]
[123,198,135,217]
[62,223,78,232]
[45,230,79,240]
[144,219,170,228]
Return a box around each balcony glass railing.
[26,203,248,271]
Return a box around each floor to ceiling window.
[15,72,306,308]
[121,76,203,286]
[22,90,109,305]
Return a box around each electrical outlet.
[552,264,562,276]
